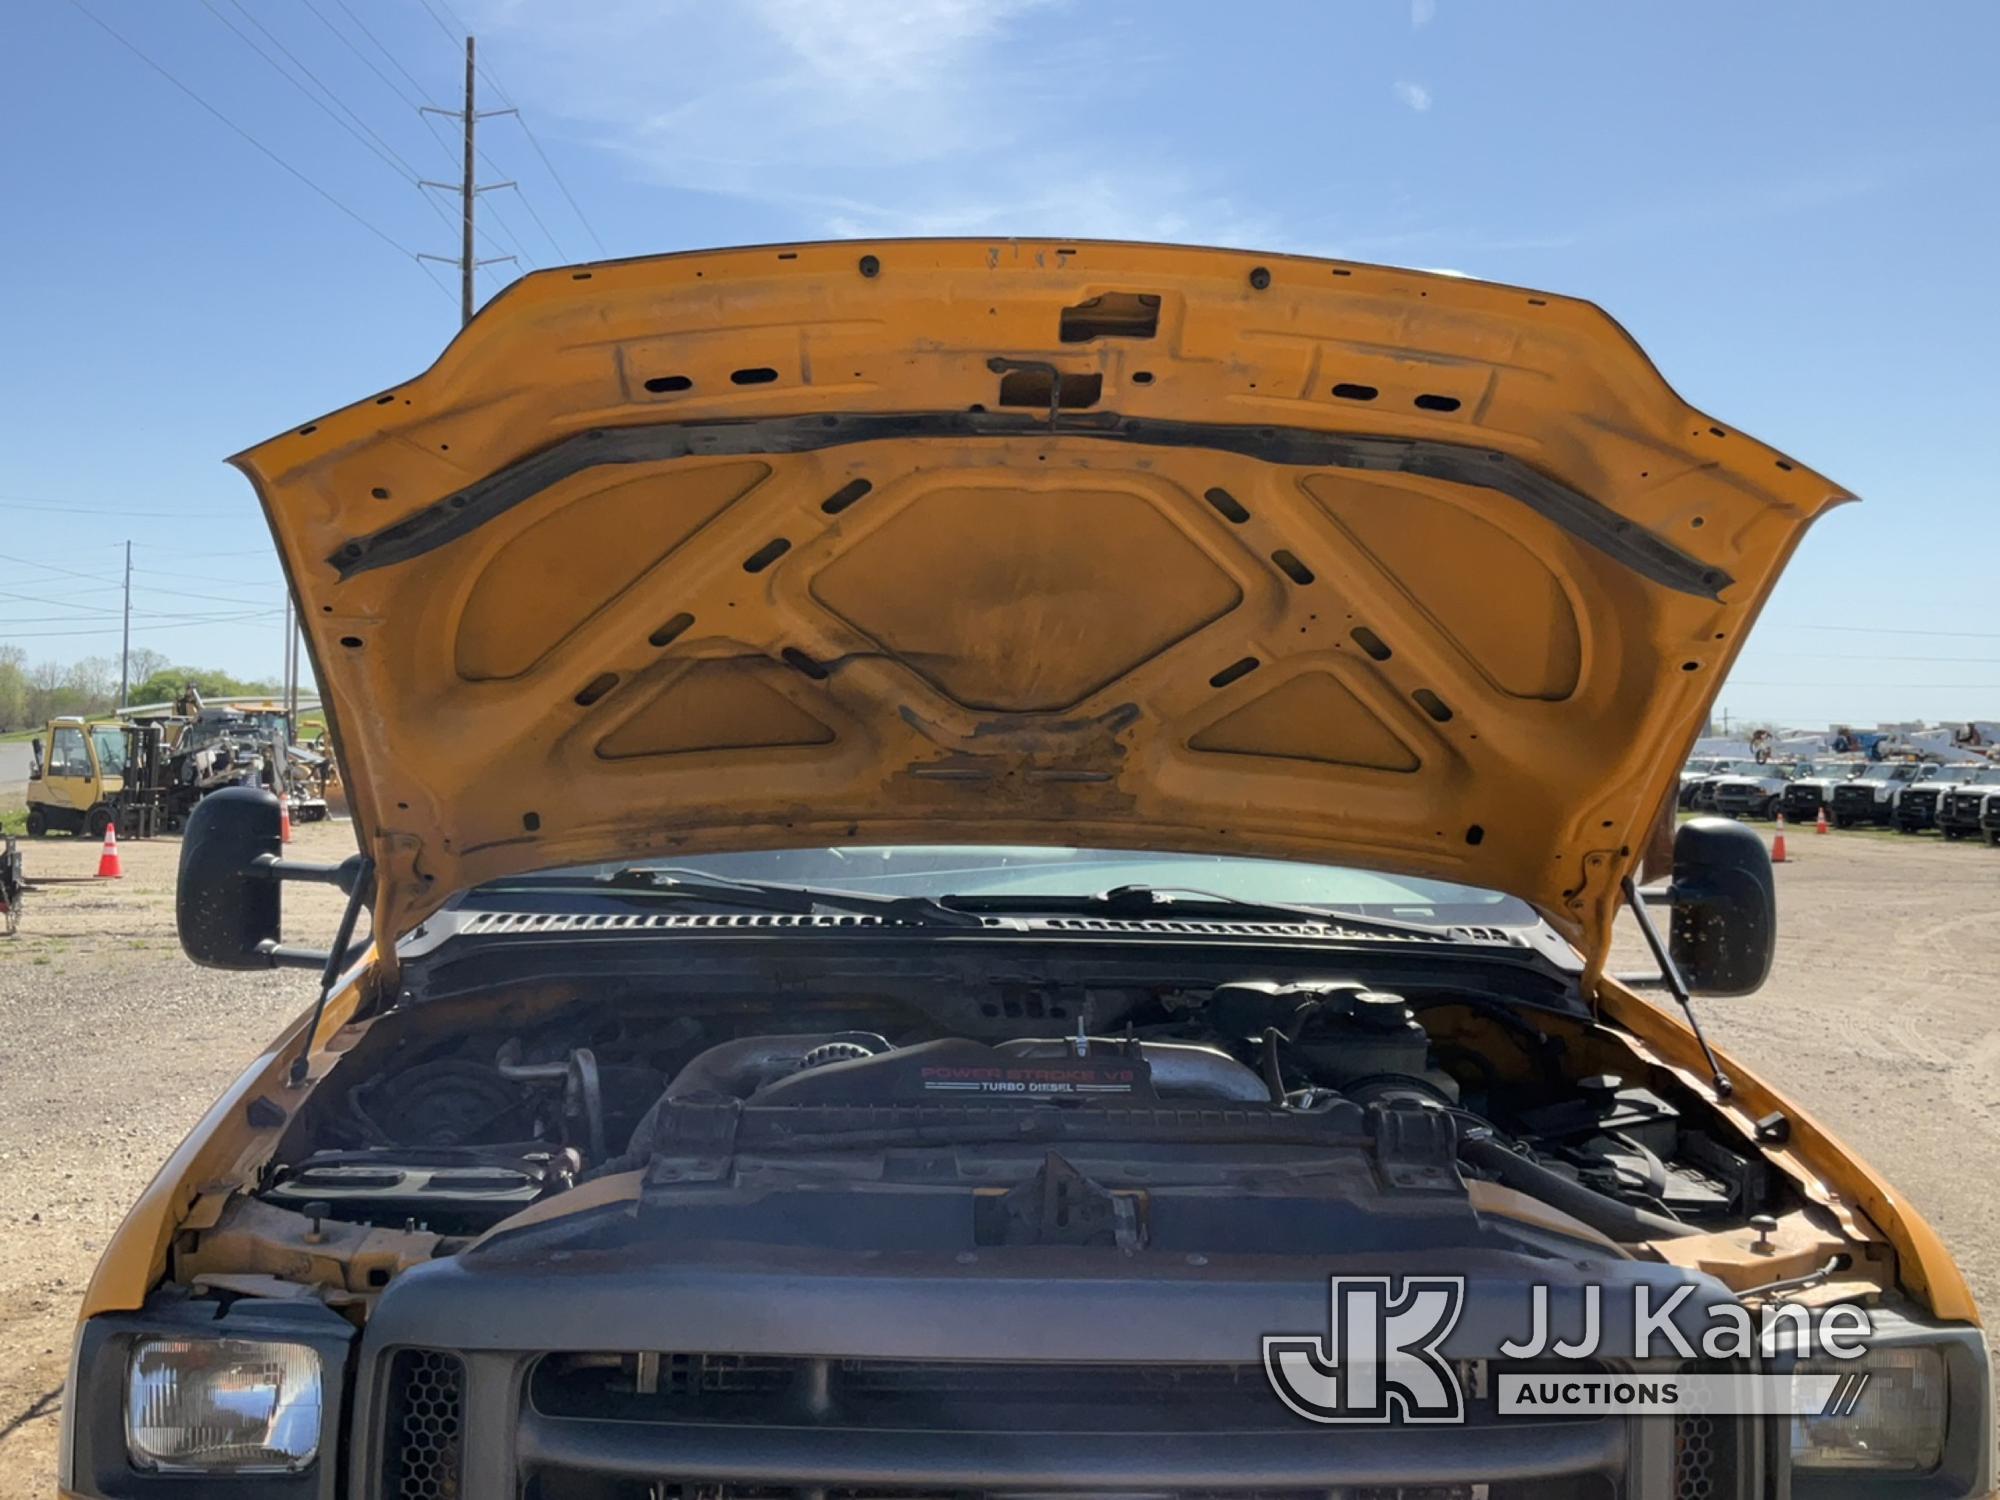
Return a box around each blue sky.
[3,1,1996,726]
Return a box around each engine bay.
[238,974,1794,1261]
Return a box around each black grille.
[532,1353,1293,1431]
[1782,785,1825,815]
[1673,1407,1744,1500]
[1946,792,1984,820]
[384,1348,465,1500]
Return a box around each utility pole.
[118,540,131,711]
[419,37,516,327]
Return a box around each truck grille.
[1901,788,1939,818]
[531,1352,1319,1431]
[383,1348,465,1500]
[1944,791,1985,823]
[1832,784,1874,813]
[371,1350,1636,1499]
[1673,1411,1741,1500]
[1781,784,1825,817]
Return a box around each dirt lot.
[1,822,1996,1494]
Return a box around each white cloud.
[1393,79,1433,112]
[1410,0,1437,27]
[453,0,1325,250]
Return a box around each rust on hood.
[231,239,1850,963]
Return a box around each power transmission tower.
[419,36,516,326]
[119,540,132,710]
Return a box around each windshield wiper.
[952,884,1473,941]
[478,866,985,928]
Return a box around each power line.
[0,494,239,519]
[0,585,125,615]
[203,0,425,181]
[334,0,434,101]
[137,547,281,560]
[1727,681,2000,691]
[198,0,514,272]
[412,0,607,255]
[1795,624,2000,641]
[1744,652,2000,666]
[66,0,450,297]
[0,611,282,643]
[0,551,125,587]
[132,566,282,588]
[301,0,425,110]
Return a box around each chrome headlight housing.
[125,1337,323,1473]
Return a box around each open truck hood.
[233,240,1849,963]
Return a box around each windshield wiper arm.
[481,866,984,928]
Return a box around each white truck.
[1708,762,1796,819]
[1929,763,2000,840]
[1829,761,1938,828]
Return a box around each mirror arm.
[251,852,368,895]
[285,857,375,1088]
[1620,873,1733,1098]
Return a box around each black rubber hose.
[1459,1134,1701,1242]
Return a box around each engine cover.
[752,1038,1156,1106]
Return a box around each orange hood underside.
[232,239,1850,961]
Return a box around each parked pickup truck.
[1831,761,1937,828]
[1931,763,2000,839]
[1708,761,1796,819]
[1677,756,1728,808]
[1685,757,1768,813]
[57,240,1992,1500]
[1780,758,1864,822]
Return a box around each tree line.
[0,645,285,732]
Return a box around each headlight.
[1792,1346,1947,1473]
[125,1337,323,1473]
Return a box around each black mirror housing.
[1668,816,1777,996]
[177,787,285,968]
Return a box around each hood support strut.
[1620,873,1732,1098]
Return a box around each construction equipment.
[23,716,129,838]
[22,688,330,839]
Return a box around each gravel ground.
[1,822,1995,1494]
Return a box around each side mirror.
[1668,816,1776,996]
[177,787,366,969]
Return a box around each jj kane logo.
[1263,1276,1466,1424]
[1264,1277,1880,1424]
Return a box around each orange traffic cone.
[1816,805,1830,835]
[280,800,293,845]
[95,822,123,880]
[1770,813,1789,865]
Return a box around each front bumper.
[1712,784,1773,817]
[63,1260,1997,1500]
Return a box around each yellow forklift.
[22,717,177,839]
